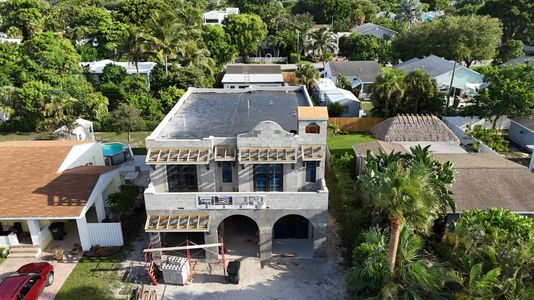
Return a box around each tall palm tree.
[370,70,405,117]
[404,69,437,113]
[359,161,441,272]
[121,25,148,74]
[145,11,183,76]
[309,27,335,61]
[176,40,216,76]
[456,264,501,300]
[296,63,320,94]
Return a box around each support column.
[149,233,162,264]
[259,227,272,261]
[204,229,219,262]
[27,220,41,246]
[76,216,91,251]
[95,194,106,222]
[313,222,327,259]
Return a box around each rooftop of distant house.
[326,61,381,82]
[222,64,284,84]
[150,87,312,140]
[80,60,157,74]
[370,114,460,143]
[353,23,398,39]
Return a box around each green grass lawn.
[327,133,375,156]
[0,132,51,142]
[0,257,5,265]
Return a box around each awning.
[238,147,297,163]
[146,148,210,164]
[145,214,210,232]
[214,146,236,161]
[301,145,324,161]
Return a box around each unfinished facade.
[144,87,329,260]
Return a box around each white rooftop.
[396,141,467,154]
[80,60,157,74]
[222,73,284,84]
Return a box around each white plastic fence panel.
[87,222,124,247]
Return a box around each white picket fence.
[87,222,124,247]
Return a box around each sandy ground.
[122,212,347,300]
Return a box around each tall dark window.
[222,162,233,183]
[306,162,317,183]
[167,165,198,192]
[254,164,283,192]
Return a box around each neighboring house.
[143,86,328,261]
[0,111,8,123]
[0,33,21,44]
[222,64,284,89]
[353,23,397,40]
[353,115,534,220]
[322,61,381,100]
[509,117,534,151]
[203,7,239,25]
[314,78,361,117]
[80,60,157,88]
[53,118,95,141]
[0,141,123,255]
[500,56,534,68]
[394,55,485,98]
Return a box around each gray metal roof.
[394,55,456,77]
[353,23,398,40]
[157,88,311,139]
[327,61,380,82]
[501,56,534,67]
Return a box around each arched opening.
[218,215,259,257]
[305,123,320,134]
[272,214,314,258]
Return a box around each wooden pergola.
[301,145,324,161]
[146,148,210,164]
[214,146,236,161]
[238,147,297,163]
[145,214,210,232]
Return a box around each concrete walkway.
[0,249,82,300]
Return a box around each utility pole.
[446,60,457,112]
[296,30,300,61]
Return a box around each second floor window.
[167,165,198,192]
[222,162,233,183]
[305,123,320,134]
[306,162,317,183]
[254,164,283,192]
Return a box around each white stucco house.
[53,118,95,141]
[80,60,157,88]
[0,141,124,256]
[203,7,239,25]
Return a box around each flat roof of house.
[80,60,157,74]
[0,141,116,218]
[153,87,312,140]
[222,64,284,83]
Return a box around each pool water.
[102,143,124,157]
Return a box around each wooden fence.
[329,117,385,133]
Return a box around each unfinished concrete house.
[143,87,329,260]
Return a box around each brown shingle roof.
[0,141,116,218]
[371,114,459,143]
[434,153,534,213]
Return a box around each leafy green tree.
[398,0,423,28]
[145,11,182,76]
[494,39,524,65]
[349,0,379,26]
[392,15,503,67]
[107,185,140,218]
[421,0,450,11]
[404,69,439,114]
[21,32,81,84]
[158,85,183,113]
[338,34,382,61]
[328,102,345,117]
[149,64,214,92]
[109,103,145,143]
[336,73,352,90]
[224,14,267,62]
[469,63,534,129]
[479,0,533,43]
[370,69,406,117]
[201,25,237,67]
[296,63,319,94]
[309,27,335,61]
[0,0,46,40]
[100,64,128,85]
[452,0,485,15]
[176,40,215,76]
[455,264,501,300]
[292,0,351,24]
[115,0,167,27]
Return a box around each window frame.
[221,161,233,183]
[254,164,284,192]
[305,161,317,183]
[166,165,198,192]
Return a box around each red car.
[0,262,54,300]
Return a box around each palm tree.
[309,27,335,61]
[399,0,423,28]
[359,161,441,272]
[121,25,148,74]
[370,70,405,117]
[404,69,437,113]
[145,11,183,76]
[176,40,216,76]
[455,264,501,300]
[348,226,452,298]
[296,63,320,94]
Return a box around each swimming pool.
[102,143,125,157]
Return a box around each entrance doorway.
[272,215,313,258]
[218,215,259,257]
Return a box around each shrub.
[465,125,509,152]
[289,53,300,63]
[328,102,344,117]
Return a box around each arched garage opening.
[272,214,313,258]
[218,215,259,257]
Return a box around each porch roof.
[0,141,116,218]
